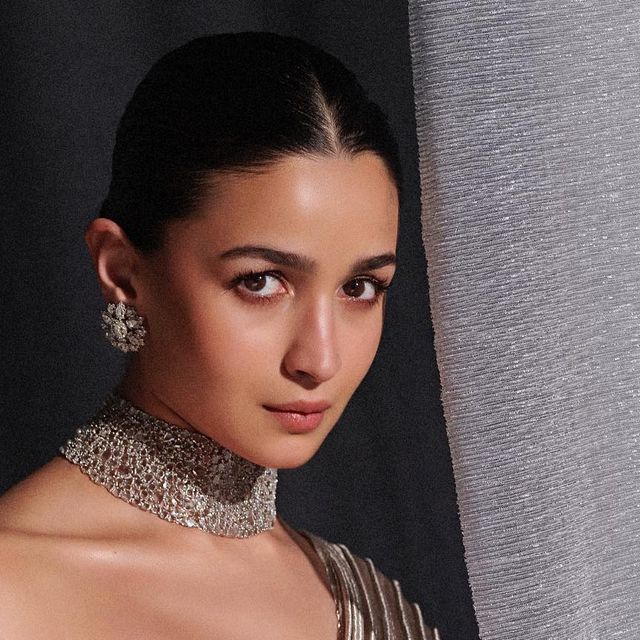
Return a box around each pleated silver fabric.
[407,1,640,639]
[290,524,439,640]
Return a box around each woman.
[0,32,439,639]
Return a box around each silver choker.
[59,392,278,538]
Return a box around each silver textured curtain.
[407,2,640,639]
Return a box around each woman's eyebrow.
[356,253,397,271]
[218,245,396,273]
[219,246,315,272]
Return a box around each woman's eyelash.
[360,276,391,291]
[229,269,284,291]
[231,270,282,284]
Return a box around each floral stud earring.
[101,301,147,352]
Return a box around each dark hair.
[100,32,402,252]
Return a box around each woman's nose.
[282,298,341,385]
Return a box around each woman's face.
[128,151,399,468]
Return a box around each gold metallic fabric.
[284,522,439,639]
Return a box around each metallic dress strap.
[294,527,440,640]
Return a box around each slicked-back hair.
[100,32,402,252]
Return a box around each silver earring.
[101,301,146,353]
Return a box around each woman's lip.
[264,401,331,413]
[263,407,326,432]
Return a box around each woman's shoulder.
[0,457,149,603]
[0,475,73,638]
[295,527,440,640]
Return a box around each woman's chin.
[240,439,324,470]
[270,451,318,470]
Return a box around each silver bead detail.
[101,301,146,352]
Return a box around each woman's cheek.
[191,308,278,370]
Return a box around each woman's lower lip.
[264,408,325,432]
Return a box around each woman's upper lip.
[264,400,331,414]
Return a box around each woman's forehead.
[190,153,398,235]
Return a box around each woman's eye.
[342,278,386,302]
[235,271,286,298]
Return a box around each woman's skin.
[0,151,399,639]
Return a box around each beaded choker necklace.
[59,392,278,538]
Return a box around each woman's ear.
[84,218,140,303]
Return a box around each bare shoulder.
[0,457,153,638]
[0,457,85,530]
[0,525,66,634]
[0,458,89,633]
[0,456,84,575]
[0,455,151,539]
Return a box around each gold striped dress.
[281,521,441,640]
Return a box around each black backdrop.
[0,2,478,638]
